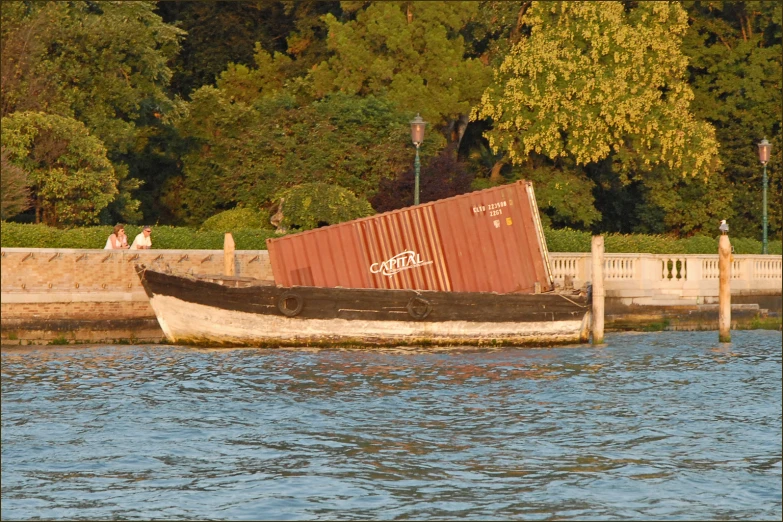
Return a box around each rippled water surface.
[2,331,781,520]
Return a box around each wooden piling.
[718,234,731,342]
[224,232,235,277]
[591,235,605,344]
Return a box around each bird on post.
[719,219,729,235]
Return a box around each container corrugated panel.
[266,181,553,294]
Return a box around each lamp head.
[758,138,771,165]
[410,114,426,146]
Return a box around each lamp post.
[410,114,426,205]
[758,138,772,254]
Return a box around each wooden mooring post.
[718,234,731,342]
[591,235,605,344]
[224,232,235,277]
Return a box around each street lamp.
[758,138,772,254]
[410,114,426,205]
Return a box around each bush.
[544,227,782,254]
[200,207,270,232]
[2,221,781,255]
[277,182,374,232]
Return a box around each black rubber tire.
[406,296,432,320]
[277,292,304,317]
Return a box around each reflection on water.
[2,331,781,520]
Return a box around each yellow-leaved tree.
[473,1,726,234]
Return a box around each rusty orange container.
[266,181,553,294]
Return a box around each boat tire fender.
[406,296,432,320]
[277,291,304,317]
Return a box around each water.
[2,331,781,520]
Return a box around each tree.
[1,112,117,226]
[683,0,782,241]
[157,1,341,100]
[473,1,725,235]
[523,163,602,229]
[476,1,719,174]
[168,90,432,225]
[1,1,183,223]
[464,1,532,68]
[274,182,375,232]
[309,1,492,148]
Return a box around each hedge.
[1,221,781,255]
[0,223,277,250]
[543,227,782,255]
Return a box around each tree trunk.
[510,2,532,45]
[454,113,470,152]
[489,159,505,183]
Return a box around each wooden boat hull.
[136,266,591,347]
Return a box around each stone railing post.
[638,254,658,297]
[224,233,235,277]
[682,254,703,299]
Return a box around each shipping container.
[266,181,554,294]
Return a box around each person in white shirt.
[130,226,152,250]
[104,224,129,249]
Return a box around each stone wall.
[1,248,273,344]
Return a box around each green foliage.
[1,112,118,227]
[543,227,782,254]
[278,183,375,232]
[310,1,492,129]
[3,220,780,255]
[0,222,277,251]
[1,0,779,241]
[200,207,269,232]
[170,91,424,225]
[1,222,63,247]
[0,146,30,220]
[525,166,601,228]
[739,316,783,331]
[157,2,340,99]
[471,1,739,236]
[1,1,184,224]
[633,166,735,237]
[475,1,720,178]
[682,0,782,241]
[465,1,529,68]
[1,1,183,152]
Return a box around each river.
[2,331,781,520]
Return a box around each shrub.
[544,227,781,255]
[200,207,270,232]
[0,222,277,250]
[2,221,780,255]
[277,182,374,232]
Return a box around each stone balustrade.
[549,252,782,305]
